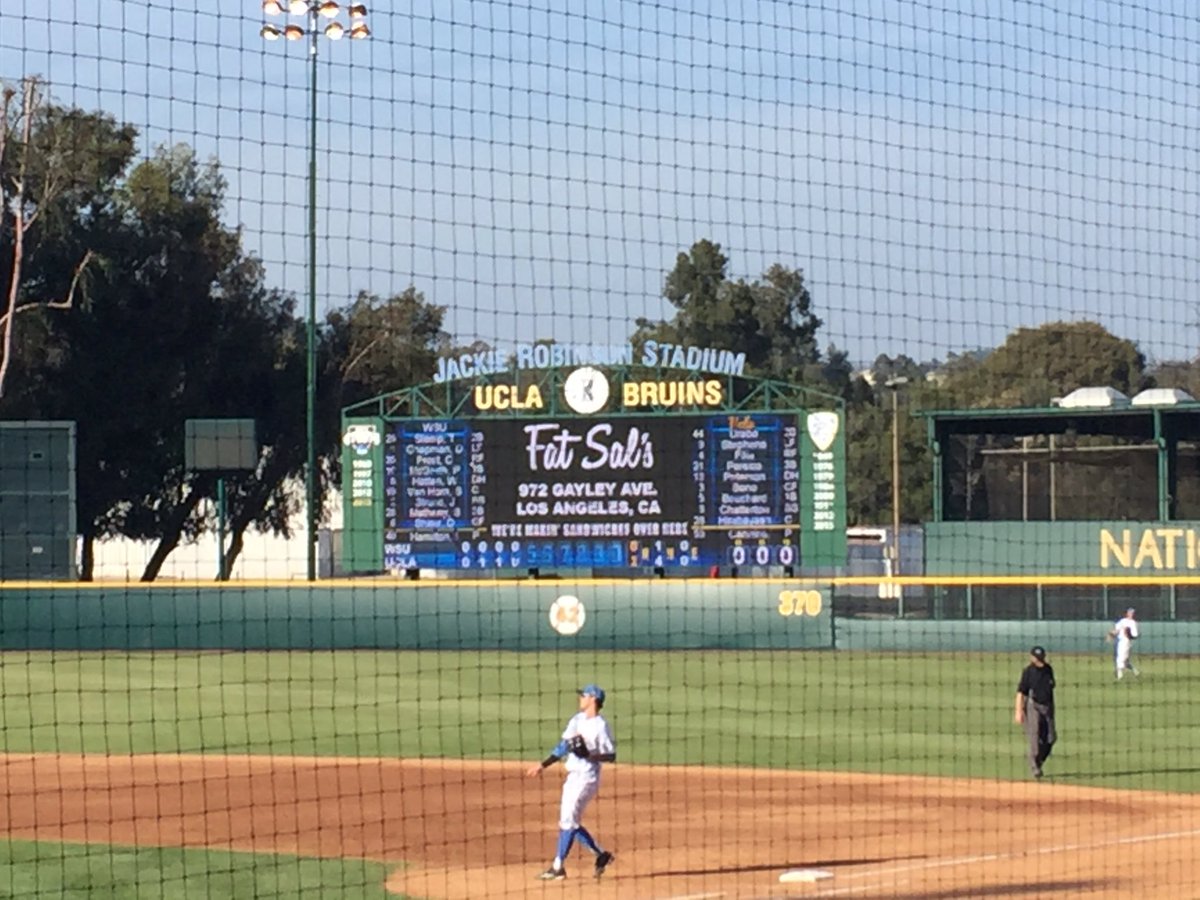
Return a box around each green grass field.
[0,648,1196,897]
[1,649,1195,787]
[0,842,391,899]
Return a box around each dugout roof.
[917,403,1200,440]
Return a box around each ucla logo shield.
[806,411,840,452]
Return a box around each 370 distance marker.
[777,590,823,618]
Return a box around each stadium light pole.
[884,376,909,616]
[260,0,369,580]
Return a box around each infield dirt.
[0,754,1197,898]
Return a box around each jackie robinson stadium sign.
[434,340,747,383]
[341,342,847,575]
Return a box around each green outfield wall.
[835,618,1200,655]
[925,521,1200,575]
[4,581,1197,654]
[0,581,831,651]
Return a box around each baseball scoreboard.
[341,357,846,575]
[381,414,800,570]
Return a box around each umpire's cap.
[1030,646,1047,661]
[579,683,606,704]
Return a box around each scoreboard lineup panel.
[382,413,806,570]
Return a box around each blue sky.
[3,0,1198,366]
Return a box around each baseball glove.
[566,735,590,758]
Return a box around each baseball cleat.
[594,850,614,878]
[538,867,566,881]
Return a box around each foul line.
[811,826,1200,896]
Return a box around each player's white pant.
[558,771,600,830]
[1115,643,1133,673]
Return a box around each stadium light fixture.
[258,0,370,581]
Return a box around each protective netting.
[3,1,1199,897]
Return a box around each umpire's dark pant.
[1023,700,1056,775]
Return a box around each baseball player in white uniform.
[526,684,616,881]
[1109,607,1140,680]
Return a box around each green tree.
[844,381,933,527]
[0,79,137,403]
[945,321,1148,408]
[634,239,824,381]
[2,94,460,579]
[198,267,307,581]
[641,239,926,523]
[32,144,299,579]
[327,286,451,408]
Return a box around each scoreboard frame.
[341,362,846,576]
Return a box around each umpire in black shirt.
[1014,645,1056,779]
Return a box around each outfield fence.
[834,579,1200,622]
[0,578,1194,654]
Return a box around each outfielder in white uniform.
[525,684,616,881]
[1109,608,1140,680]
